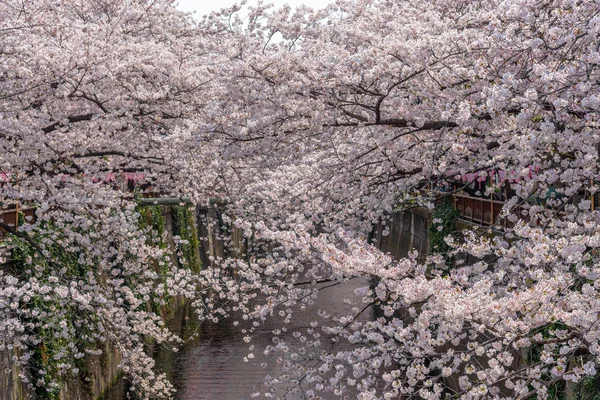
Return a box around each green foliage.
[137,206,174,312]
[137,205,203,273]
[573,374,600,400]
[9,233,95,399]
[137,205,166,249]
[136,205,202,316]
[171,205,201,273]
[531,115,544,123]
[3,205,203,399]
[526,322,570,400]
[17,210,25,226]
[429,200,460,266]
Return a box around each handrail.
[452,192,578,228]
[0,207,36,215]
[0,205,36,238]
[453,193,504,226]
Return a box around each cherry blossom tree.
[0,0,226,397]
[2,0,600,399]
[195,0,600,399]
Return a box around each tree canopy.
[2,0,600,398]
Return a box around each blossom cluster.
[2,0,600,399]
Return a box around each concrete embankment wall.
[0,205,200,400]
[370,209,596,399]
[371,207,431,260]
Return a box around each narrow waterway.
[104,277,373,400]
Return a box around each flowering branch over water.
[2,0,600,399]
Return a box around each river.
[103,277,373,400]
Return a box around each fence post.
[490,194,494,225]
[480,198,483,224]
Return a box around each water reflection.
[105,278,372,400]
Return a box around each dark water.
[104,278,372,400]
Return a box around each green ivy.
[573,374,600,400]
[526,322,570,400]
[136,205,202,317]
[136,205,172,315]
[17,210,25,226]
[171,205,201,273]
[429,200,460,267]
[137,205,166,249]
[4,205,202,399]
[9,232,96,399]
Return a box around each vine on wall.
[171,205,201,273]
[8,229,99,399]
[429,200,460,268]
[4,205,202,399]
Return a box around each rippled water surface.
[105,278,372,400]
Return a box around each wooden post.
[490,194,494,225]
[480,198,483,224]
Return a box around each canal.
[104,277,373,400]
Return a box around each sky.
[175,0,331,16]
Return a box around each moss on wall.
[3,205,203,400]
